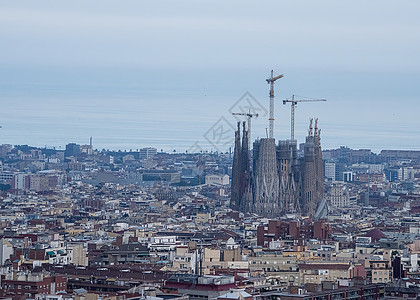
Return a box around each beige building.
[205,174,229,186]
[248,251,299,273]
[200,247,247,274]
[172,246,196,273]
[370,260,392,284]
[223,248,242,261]
[248,251,300,286]
[194,213,212,224]
[69,244,88,266]
[298,262,364,285]
[0,238,13,265]
[247,251,302,287]
[325,182,350,207]
[202,248,222,273]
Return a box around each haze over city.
[3,1,420,299]
[1,0,419,152]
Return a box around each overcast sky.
[0,1,419,151]
[1,1,419,71]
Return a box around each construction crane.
[283,95,327,140]
[232,110,259,149]
[266,70,283,139]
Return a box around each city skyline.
[1,1,419,152]
[2,2,420,298]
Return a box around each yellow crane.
[283,95,327,140]
[266,70,284,139]
[232,110,259,149]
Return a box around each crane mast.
[266,70,283,139]
[282,95,326,140]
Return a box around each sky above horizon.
[0,1,419,152]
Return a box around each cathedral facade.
[231,119,324,218]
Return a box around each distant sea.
[1,68,419,153]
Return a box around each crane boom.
[282,95,326,140]
[232,110,259,149]
[266,70,283,139]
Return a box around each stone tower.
[230,121,249,211]
[230,122,242,211]
[300,118,324,217]
[277,140,300,213]
[251,138,280,218]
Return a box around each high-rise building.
[231,119,324,218]
[139,147,157,160]
[65,143,81,157]
[325,182,350,208]
[324,161,336,181]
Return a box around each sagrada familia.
[231,118,324,218]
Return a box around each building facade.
[231,119,324,218]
